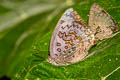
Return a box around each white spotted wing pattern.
[88,3,118,40]
[47,8,95,66]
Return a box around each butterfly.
[88,3,118,40]
[47,8,95,66]
[47,3,118,66]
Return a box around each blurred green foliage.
[0,0,120,80]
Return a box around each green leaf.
[0,0,120,80]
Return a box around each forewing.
[88,3,118,40]
[48,8,95,66]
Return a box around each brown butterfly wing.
[88,3,118,40]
